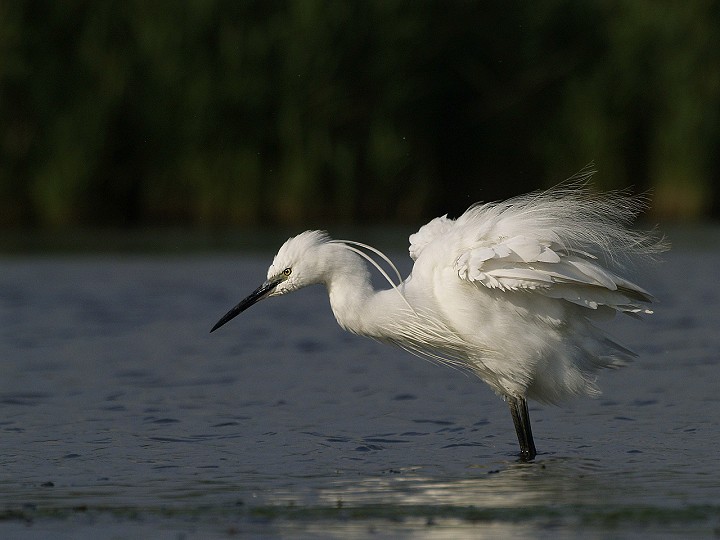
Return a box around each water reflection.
[306,457,618,510]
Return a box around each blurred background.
[1,0,719,233]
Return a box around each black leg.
[507,396,537,461]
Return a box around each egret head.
[210,231,330,332]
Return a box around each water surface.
[1,239,719,538]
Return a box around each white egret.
[211,180,666,460]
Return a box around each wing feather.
[409,216,453,261]
[410,181,665,317]
[456,237,654,315]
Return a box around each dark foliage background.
[1,1,718,228]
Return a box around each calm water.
[1,235,719,538]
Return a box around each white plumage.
[211,180,666,460]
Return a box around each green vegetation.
[1,1,717,228]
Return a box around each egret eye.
[282,267,292,277]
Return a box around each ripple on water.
[1,251,719,537]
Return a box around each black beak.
[210,277,282,333]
